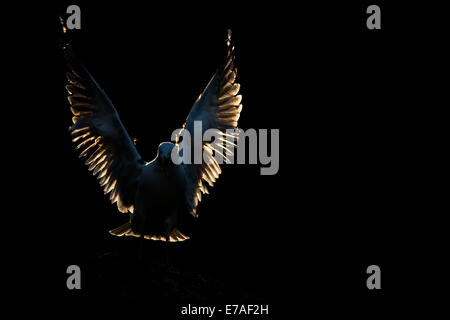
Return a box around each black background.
[7,0,447,317]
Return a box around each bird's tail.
[109,222,133,236]
[109,222,190,242]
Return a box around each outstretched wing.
[63,42,143,214]
[176,30,243,217]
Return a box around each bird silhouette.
[62,24,243,244]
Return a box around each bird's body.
[62,26,242,243]
[131,146,185,240]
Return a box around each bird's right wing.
[63,32,143,214]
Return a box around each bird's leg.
[164,212,177,268]
[164,236,180,275]
[138,233,145,262]
[165,235,170,266]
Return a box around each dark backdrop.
[12,0,445,317]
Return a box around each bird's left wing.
[175,30,243,217]
[63,42,143,214]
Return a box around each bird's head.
[157,142,175,165]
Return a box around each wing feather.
[176,30,243,217]
[64,43,143,214]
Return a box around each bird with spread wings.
[62,23,243,243]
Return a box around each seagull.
[62,24,243,244]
